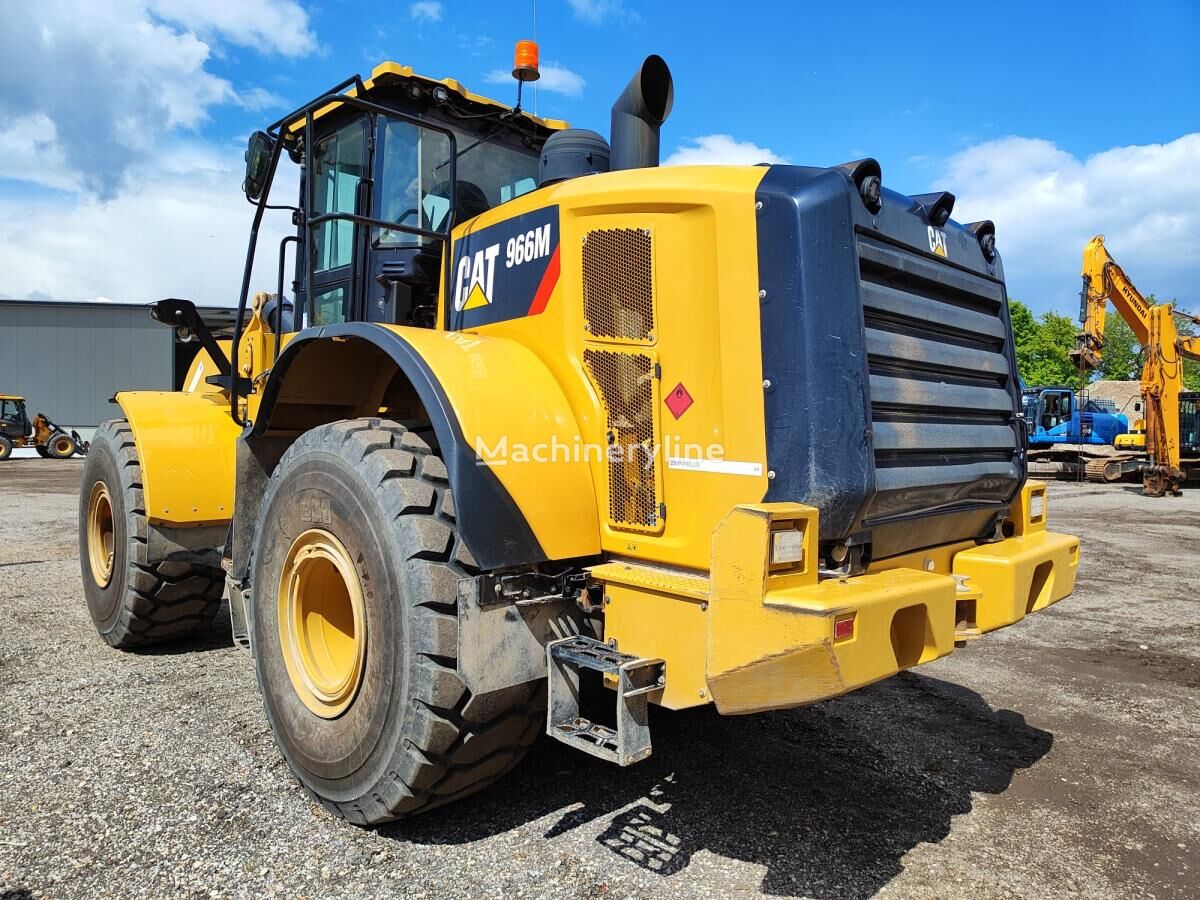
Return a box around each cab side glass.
[313,123,366,272]
[244,131,276,201]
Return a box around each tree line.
[1008,299,1200,391]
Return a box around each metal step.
[225,575,252,651]
[546,636,664,766]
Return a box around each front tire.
[251,418,543,824]
[79,420,224,647]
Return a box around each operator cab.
[245,63,564,333]
[1035,388,1074,432]
[0,395,31,440]
[1182,393,1200,456]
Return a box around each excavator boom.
[1071,235,1199,495]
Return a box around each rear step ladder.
[546,636,664,766]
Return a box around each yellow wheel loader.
[78,49,1080,825]
[0,394,87,460]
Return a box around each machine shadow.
[134,602,235,656]
[389,671,1052,899]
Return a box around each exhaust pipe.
[610,55,674,171]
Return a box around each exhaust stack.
[610,55,674,171]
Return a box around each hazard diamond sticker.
[665,382,694,419]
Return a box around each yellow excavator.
[1070,236,1200,495]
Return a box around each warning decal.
[665,382,694,419]
[449,205,560,328]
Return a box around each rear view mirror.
[243,131,276,201]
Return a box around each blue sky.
[1,0,1197,313]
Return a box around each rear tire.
[251,418,543,824]
[47,431,77,459]
[0,434,11,461]
[79,420,224,648]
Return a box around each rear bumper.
[953,529,1079,633]
[597,483,1080,715]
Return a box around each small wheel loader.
[78,46,1080,825]
[0,394,87,461]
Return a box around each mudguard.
[251,322,601,570]
[115,389,242,526]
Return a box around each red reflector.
[834,616,855,641]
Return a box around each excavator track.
[1085,457,1114,483]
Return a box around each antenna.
[532,0,538,115]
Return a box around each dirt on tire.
[251,418,544,825]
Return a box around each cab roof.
[285,61,570,135]
[0,394,24,400]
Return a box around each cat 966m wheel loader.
[79,46,1080,825]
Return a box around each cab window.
[373,119,539,246]
[308,119,366,325]
[313,121,366,272]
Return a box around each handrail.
[229,79,460,427]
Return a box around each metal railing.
[228,78,459,425]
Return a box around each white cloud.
[0,1,313,304]
[664,134,788,167]
[0,145,298,305]
[234,86,290,112]
[484,61,585,98]
[0,1,313,197]
[567,0,639,24]
[0,114,79,192]
[410,1,443,22]
[941,133,1200,313]
[148,0,316,56]
[538,63,587,98]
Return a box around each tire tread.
[255,417,542,824]
[84,420,223,648]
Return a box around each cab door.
[0,399,29,440]
[305,117,368,327]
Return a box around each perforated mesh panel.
[583,348,659,530]
[582,228,656,342]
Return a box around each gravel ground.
[1,459,1197,899]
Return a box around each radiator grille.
[583,348,660,530]
[858,235,1021,524]
[582,227,656,342]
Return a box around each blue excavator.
[1022,385,1128,447]
[1022,384,1128,480]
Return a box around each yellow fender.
[115,387,241,526]
[250,322,601,570]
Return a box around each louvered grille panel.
[583,348,659,530]
[582,228,655,342]
[858,235,1022,524]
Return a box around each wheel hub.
[86,481,115,588]
[278,528,367,718]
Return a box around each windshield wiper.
[434,123,505,173]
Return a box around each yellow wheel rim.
[86,481,115,588]
[55,437,72,455]
[278,528,367,719]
